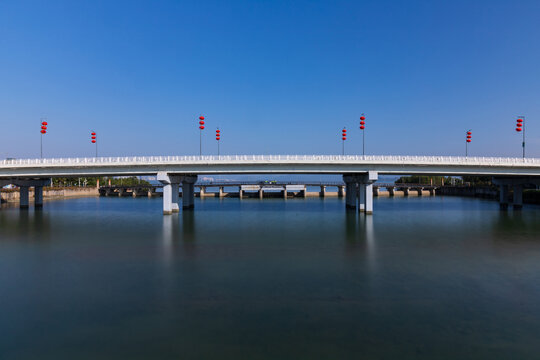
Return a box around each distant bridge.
[2,155,540,213]
[97,182,439,198]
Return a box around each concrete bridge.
[2,155,540,214]
[98,182,438,199]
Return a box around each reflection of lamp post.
[40,118,48,158]
[341,127,347,155]
[198,115,205,156]
[516,117,525,159]
[216,128,221,157]
[359,114,366,156]
[91,132,97,158]
[465,130,471,157]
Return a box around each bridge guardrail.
[2,155,540,167]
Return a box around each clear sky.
[1,0,539,159]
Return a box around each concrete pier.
[19,186,29,209]
[358,183,365,213]
[35,186,44,208]
[182,176,197,210]
[343,175,358,210]
[513,185,523,210]
[320,185,326,197]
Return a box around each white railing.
[1,155,540,167]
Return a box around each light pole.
[91,131,97,158]
[341,127,347,155]
[359,114,366,156]
[198,115,205,156]
[516,116,525,159]
[40,118,48,158]
[216,128,221,157]
[465,130,471,157]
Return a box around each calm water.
[1,196,540,359]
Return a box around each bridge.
[2,155,540,214]
[98,182,437,199]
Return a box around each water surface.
[1,196,540,359]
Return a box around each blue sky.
[1,0,539,159]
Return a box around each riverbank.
[1,187,99,203]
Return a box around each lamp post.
[91,132,97,158]
[216,128,221,157]
[516,116,525,159]
[359,114,366,156]
[40,118,48,158]
[465,130,472,157]
[198,115,205,156]
[341,127,347,155]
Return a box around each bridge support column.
[158,172,184,215]
[320,185,326,197]
[182,176,197,210]
[373,186,379,197]
[358,183,365,212]
[343,175,358,210]
[219,186,224,198]
[499,184,509,210]
[513,185,523,210]
[387,187,395,196]
[199,186,205,198]
[239,186,243,199]
[337,185,345,197]
[364,183,374,214]
[162,184,173,215]
[259,187,263,199]
[171,184,179,213]
[282,187,287,199]
[34,186,44,209]
[428,188,435,196]
[20,186,29,209]
[403,188,409,196]
[356,171,378,215]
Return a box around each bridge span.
[2,155,540,214]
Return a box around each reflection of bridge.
[2,155,540,214]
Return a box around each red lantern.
[467,135,471,139]
[517,123,522,127]
[41,125,46,130]
[92,136,96,140]
[467,131,471,135]
[92,140,96,143]
[216,137,220,141]
[91,132,96,136]
[41,121,48,126]
[466,139,471,143]
[216,129,220,133]
[516,128,522,132]
[360,121,365,125]
[360,125,365,130]
[40,130,46,134]
[517,118,523,123]
[199,125,205,130]
[360,116,365,121]
[342,137,346,140]
[199,121,205,125]
[199,116,205,120]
